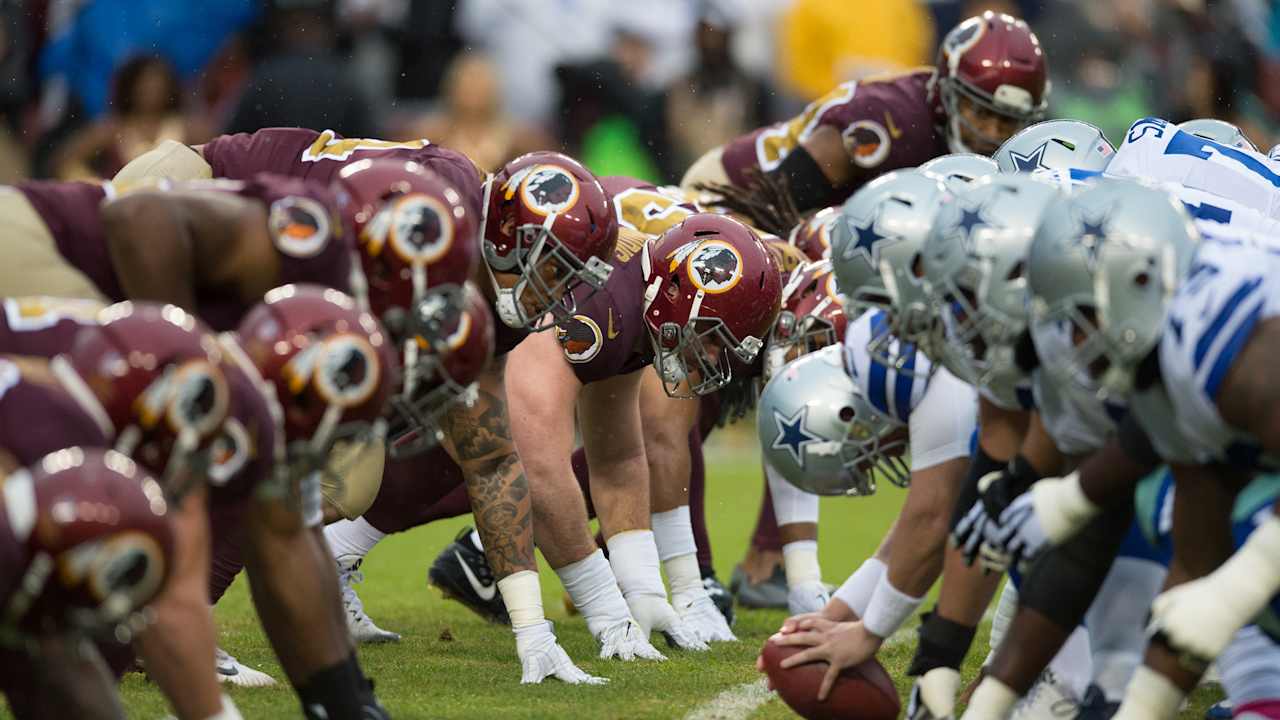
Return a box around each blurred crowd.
[2,0,1278,185]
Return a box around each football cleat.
[701,570,735,626]
[215,647,277,688]
[1011,669,1079,720]
[336,555,402,643]
[1075,684,1119,720]
[1204,700,1233,720]
[428,527,511,624]
[729,564,788,609]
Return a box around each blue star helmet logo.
[954,205,991,246]
[839,212,902,269]
[1077,213,1109,271]
[771,406,822,468]
[1008,141,1049,172]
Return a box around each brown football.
[760,639,900,720]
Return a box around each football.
[760,639,900,720]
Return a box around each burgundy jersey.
[15,180,119,298]
[602,176,700,240]
[0,358,110,468]
[201,127,485,218]
[18,175,354,332]
[0,297,100,358]
[720,71,947,201]
[556,229,651,385]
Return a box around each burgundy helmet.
[236,286,396,482]
[935,12,1048,154]
[6,447,172,635]
[766,259,847,378]
[787,207,840,262]
[482,151,617,330]
[387,282,495,458]
[642,214,782,398]
[335,158,479,328]
[55,302,230,495]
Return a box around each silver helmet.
[830,170,948,373]
[756,345,907,496]
[922,174,1063,387]
[1178,118,1257,152]
[1027,177,1200,401]
[994,119,1115,174]
[920,153,999,192]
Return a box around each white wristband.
[1211,511,1280,620]
[861,572,923,639]
[497,570,544,629]
[782,541,821,587]
[606,530,666,599]
[833,558,886,618]
[1033,471,1100,543]
[662,552,703,597]
[651,506,697,562]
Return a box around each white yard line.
[682,624,917,720]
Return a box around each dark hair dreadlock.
[694,168,803,238]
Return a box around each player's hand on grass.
[771,621,883,701]
[1149,574,1245,668]
[515,622,608,685]
[672,590,737,643]
[595,618,667,661]
[628,594,710,651]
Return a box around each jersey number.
[612,186,696,238]
[1165,131,1280,189]
[301,130,430,163]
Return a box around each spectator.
[665,5,771,177]
[777,0,934,102]
[225,0,376,138]
[400,52,552,173]
[50,56,187,180]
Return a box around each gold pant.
[112,139,212,184]
[320,438,387,520]
[679,145,730,190]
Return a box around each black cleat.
[427,527,510,624]
[701,568,735,626]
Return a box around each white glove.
[985,473,1097,571]
[627,594,709,651]
[672,590,737,642]
[787,580,831,616]
[905,667,961,720]
[514,622,608,685]
[595,618,667,661]
[1149,513,1280,665]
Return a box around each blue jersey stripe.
[868,358,890,417]
[1193,277,1263,370]
[893,350,915,423]
[1203,300,1264,398]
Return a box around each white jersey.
[1109,117,1280,221]
[843,311,976,471]
[1032,370,1125,457]
[1033,164,1280,236]
[1158,235,1280,468]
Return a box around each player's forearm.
[102,196,198,310]
[886,474,956,597]
[133,489,222,719]
[243,518,351,685]
[464,452,536,577]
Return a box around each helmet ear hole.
[1134,271,1150,288]
[911,252,925,279]
[838,406,855,422]
[1006,260,1025,281]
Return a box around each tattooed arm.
[438,355,535,578]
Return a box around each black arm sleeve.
[771,146,846,211]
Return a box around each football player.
[955,179,1204,720]
[758,170,978,698]
[0,447,174,720]
[683,12,1047,233]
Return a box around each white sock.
[782,540,821,587]
[556,549,630,639]
[324,517,385,560]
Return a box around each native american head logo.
[687,240,744,294]
[387,194,453,264]
[269,196,331,258]
[521,166,580,216]
[556,314,603,363]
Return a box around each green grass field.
[101,430,1222,719]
